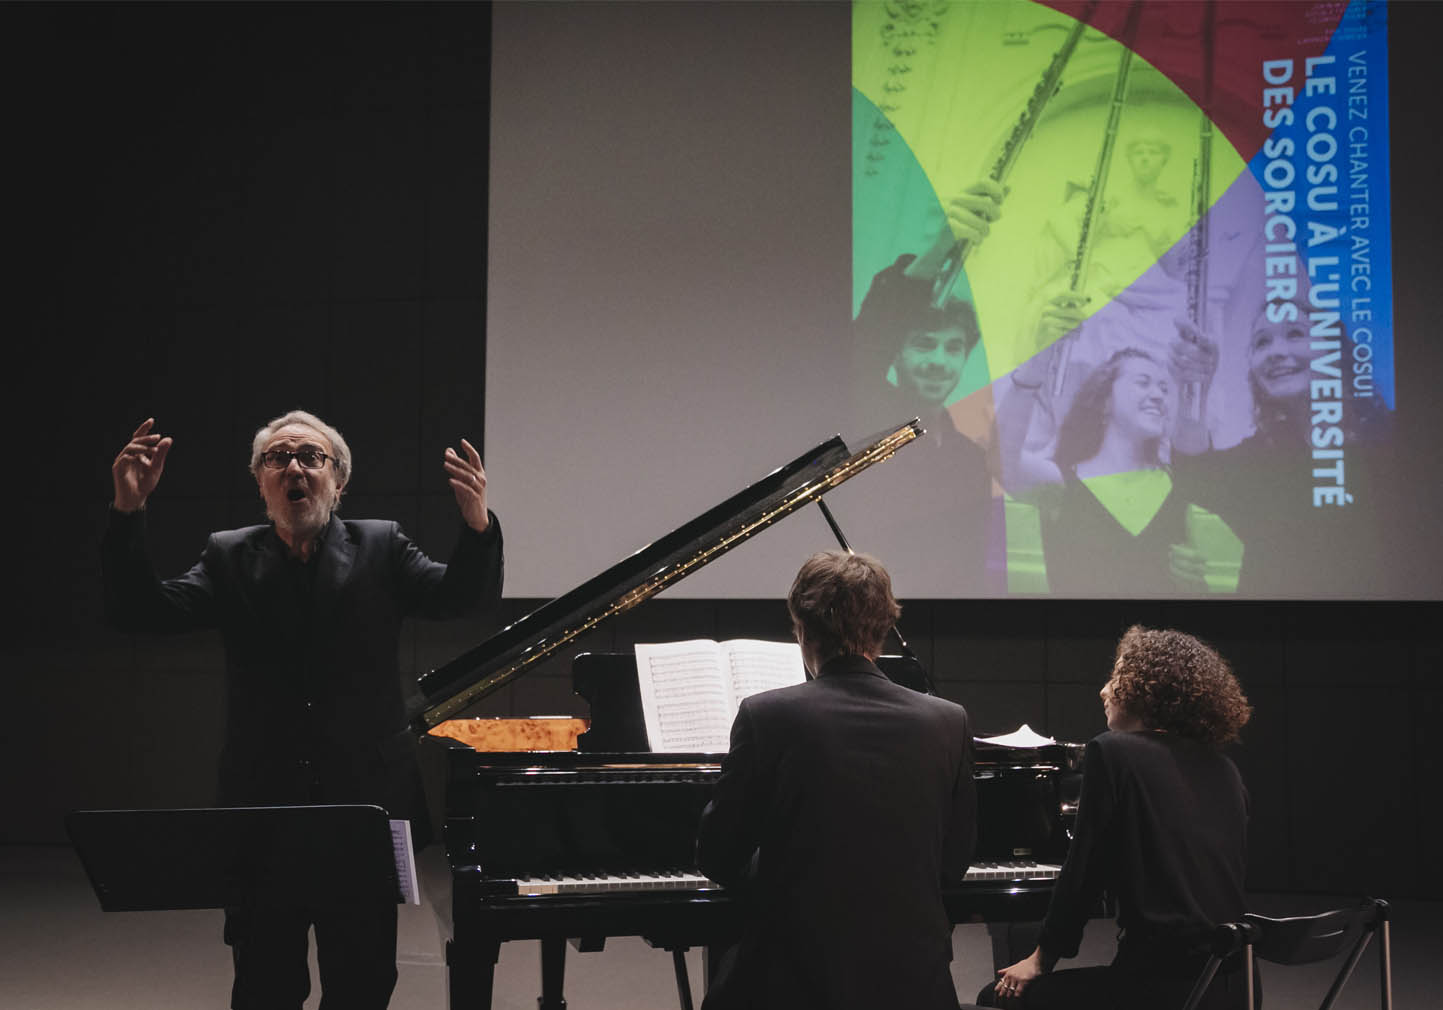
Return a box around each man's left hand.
[445,438,490,532]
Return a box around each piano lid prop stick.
[815,497,854,553]
[814,496,933,694]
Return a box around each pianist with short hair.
[696,550,977,1010]
[987,625,1253,1010]
[101,412,503,1010]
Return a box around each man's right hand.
[112,418,172,512]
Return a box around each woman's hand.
[1034,292,1089,351]
[994,945,1047,1004]
[1170,318,1219,386]
[1169,542,1210,593]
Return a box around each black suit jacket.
[696,655,976,1010]
[102,509,503,846]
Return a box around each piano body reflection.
[411,426,1085,1010]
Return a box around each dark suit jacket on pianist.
[697,654,976,1010]
[101,509,503,848]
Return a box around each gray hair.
[249,409,352,485]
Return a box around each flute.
[1050,45,1136,397]
[1181,0,1216,423]
[928,6,1095,309]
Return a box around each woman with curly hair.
[984,625,1254,1010]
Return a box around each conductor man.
[101,410,503,1010]
[697,551,976,1010]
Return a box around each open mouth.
[286,488,307,502]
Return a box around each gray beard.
[269,497,333,545]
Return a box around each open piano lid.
[411,420,922,732]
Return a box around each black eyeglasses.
[259,449,333,470]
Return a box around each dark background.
[3,2,1439,905]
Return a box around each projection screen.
[488,0,1419,601]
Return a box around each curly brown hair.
[1108,625,1252,746]
[787,551,901,661]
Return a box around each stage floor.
[1,845,1428,1009]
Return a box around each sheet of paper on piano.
[635,638,805,752]
[388,819,421,905]
[976,724,1058,748]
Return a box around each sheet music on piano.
[976,724,1058,749]
[634,639,805,751]
[388,819,420,906]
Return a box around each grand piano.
[410,423,1084,1010]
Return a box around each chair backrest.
[1243,902,1371,965]
[1180,898,1392,1010]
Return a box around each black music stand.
[65,804,402,912]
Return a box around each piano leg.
[670,948,696,1010]
[446,936,501,1010]
[987,920,1042,970]
[539,936,567,1010]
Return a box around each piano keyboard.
[963,860,1061,881]
[505,861,1060,897]
[515,871,718,895]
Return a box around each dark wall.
[3,3,1439,908]
[4,2,496,839]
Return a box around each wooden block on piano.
[428,717,589,752]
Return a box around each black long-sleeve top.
[1039,730,1249,962]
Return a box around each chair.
[1181,897,1392,1010]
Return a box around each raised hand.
[444,438,490,532]
[1170,317,1220,386]
[112,418,172,512]
[942,178,1006,246]
[907,179,1007,280]
[1168,542,1210,594]
[1035,291,1089,350]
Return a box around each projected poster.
[852,0,1392,598]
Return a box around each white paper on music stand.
[975,724,1057,748]
[635,639,805,752]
